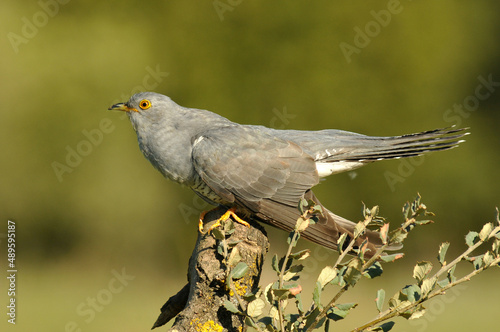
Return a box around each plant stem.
[277,227,301,332]
[352,226,500,332]
[305,219,372,332]
[228,278,265,332]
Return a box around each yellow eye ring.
[139,99,152,110]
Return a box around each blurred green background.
[1,1,499,331]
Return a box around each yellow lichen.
[190,318,223,332]
[233,278,248,297]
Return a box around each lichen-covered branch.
[153,207,269,331]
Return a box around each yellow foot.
[198,207,250,234]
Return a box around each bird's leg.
[198,207,250,233]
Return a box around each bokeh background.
[1,1,499,331]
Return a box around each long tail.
[315,127,468,163]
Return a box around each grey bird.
[109,92,467,256]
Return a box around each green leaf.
[353,221,366,239]
[380,223,390,244]
[364,261,383,279]
[317,266,338,288]
[389,289,414,312]
[242,286,260,301]
[483,251,495,266]
[271,254,279,273]
[413,219,434,225]
[303,307,321,331]
[437,279,449,288]
[327,303,358,322]
[287,232,300,247]
[295,293,304,313]
[375,289,385,312]
[309,215,319,225]
[409,308,426,320]
[337,233,348,253]
[298,197,308,214]
[388,294,400,310]
[337,303,358,311]
[283,264,304,281]
[287,313,300,325]
[465,231,479,247]
[479,223,494,241]
[247,299,265,317]
[420,277,437,297]
[413,261,433,284]
[278,256,293,273]
[211,228,225,240]
[290,249,311,261]
[412,194,422,213]
[231,262,249,279]
[226,240,242,248]
[326,307,348,321]
[372,321,395,331]
[223,218,235,234]
[389,229,408,244]
[446,265,456,283]
[357,238,369,261]
[295,216,310,232]
[313,281,322,307]
[380,253,404,263]
[437,242,450,266]
[223,300,240,314]
[217,242,224,256]
[272,288,291,300]
[492,239,500,255]
[468,254,484,270]
[227,247,242,267]
[311,204,324,216]
[401,284,421,303]
[331,266,347,286]
[269,306,279,321]
[264,282,275,305]
[244,316,258,328]
[344,260,362,286]
[402,201,411,220]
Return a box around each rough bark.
[153,206,269,331]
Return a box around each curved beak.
[108,103,138,112]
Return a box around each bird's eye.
[139,99,152,110]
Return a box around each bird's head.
[108,92,179,131]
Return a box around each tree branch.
[152,207,269,331]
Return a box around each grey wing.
[191,125,399,256]
[191,125,319,208]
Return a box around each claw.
[198,210,209,233]
[198,207,250,234]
